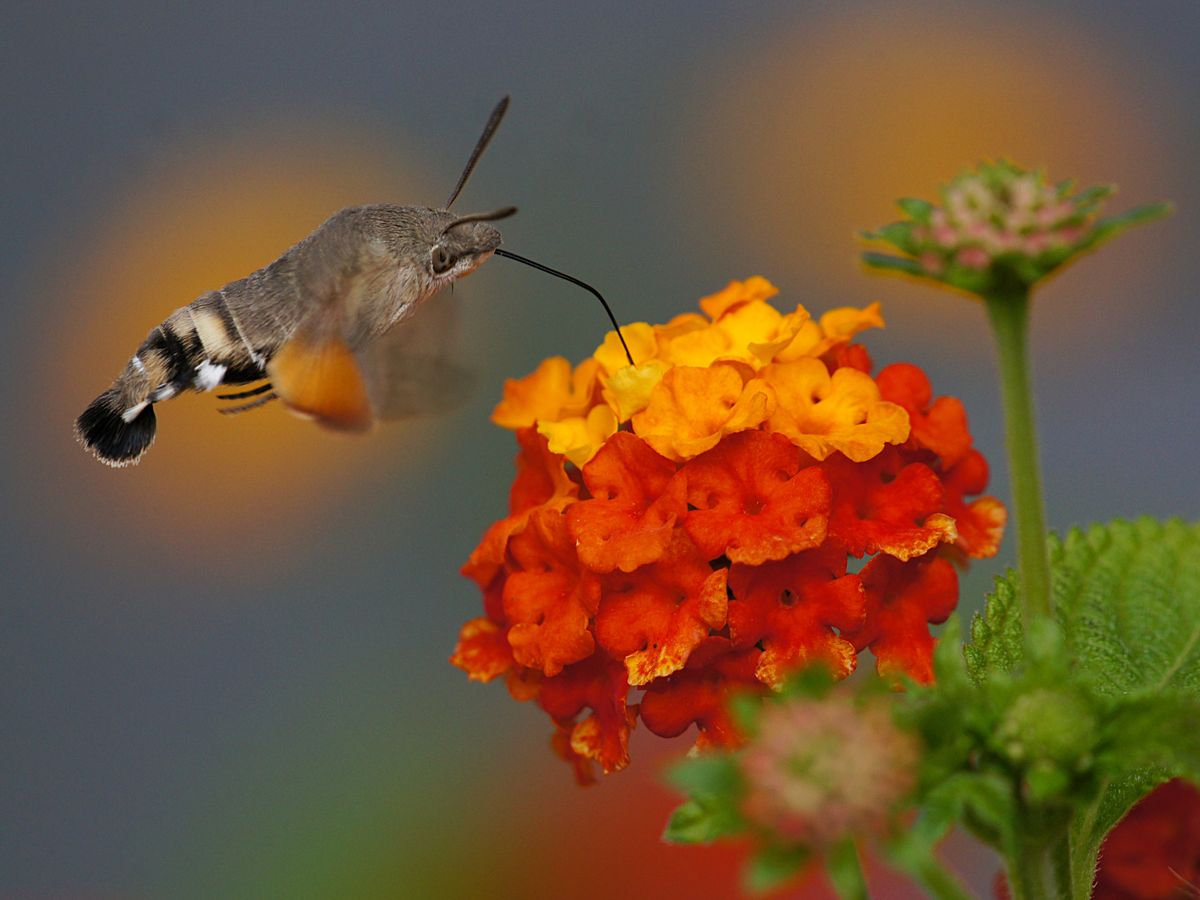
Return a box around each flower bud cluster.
[863,161,1169,296]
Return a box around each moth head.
[426,206,516,282]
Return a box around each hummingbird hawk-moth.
[74,97,632,467]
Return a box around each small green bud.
[996,687,1097,767]
[1024,760,1071,802]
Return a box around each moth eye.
[431,245,455,275]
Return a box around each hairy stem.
[985,288,1052,626]
[1009,828,1062,900]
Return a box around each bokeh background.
[3,2,1198,897]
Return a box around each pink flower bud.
[1010,175,1039,211]
[956,246,991,269]
[740,696,919,847]
[919,252,945,275]
[933,225,959,248]
[1022,233,1052,255]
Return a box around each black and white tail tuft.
[74,389,157,467]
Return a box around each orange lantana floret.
[492,356,600,429]
[566,432,686,573]
[593,322,659,377]
[846,554,959,684]
[454,277,1005,781]
[699,275,780,319]
[539,653,638,780]
[601,359,671,421]
[450,617,514,683]
[538,403,618,467]
[594,531,728,685]
[762,358,910,462]
[503,507,600,677]
[771,302,884,363]
[633,363,774,462]
[942,450,1007,559]
[825,450,959,561]
[712,300,797,364]
[682,430,830,565]
[639,637,765,750]
[727,544,867,686]
[461,427,577,590]
[876,362,972,468]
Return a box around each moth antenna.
[445,96,510,209]
[494,249,635,366]
[218,382,273,401]
[442,206,518,235]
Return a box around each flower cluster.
[863,161,1171,296]
[452,278,1005,782]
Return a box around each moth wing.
[362,293,476,421]
[267,313,376,432]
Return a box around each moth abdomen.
[75,294,268,467]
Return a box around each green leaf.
[866,221,919,253]
[931,614,972,691]
[1069,183,1115,211]
[728,692,762,735]
[826,839,869,900]
[1067,770,1173,900]
[778,660,839,697]
[1104,693,1200,781]
[943,266,991,295]
[1008,254,1045,286]
[745,843,810,893]
[1054,177,1076,198]
[965,572,1024,683]
[663,753,745,845]
[897,197,934,223]
[860,251,927,277]
[1075,201,1173,254]
[1024,762,1071,802]
[663,795,743,844]
[1052,518,1200,696]
[916,771,1018,855]
[666,753,742,797]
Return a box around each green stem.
[1051,831,1073,899]
[984,289,1052,627]
[907,854,976,900]
[1009,829,1058,900]
[827,839,870,900]
[1003,820,1070,900]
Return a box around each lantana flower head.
[862,161,1171,296]
[453,278,1005,781]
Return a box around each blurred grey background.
[2,2,1197,897]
